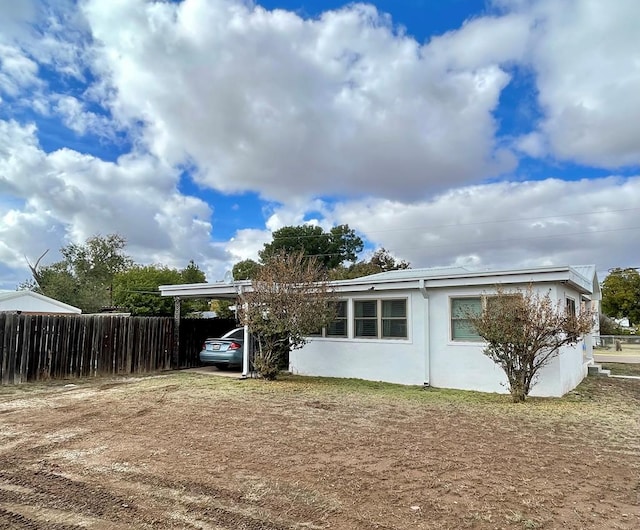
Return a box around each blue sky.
[1,0,639,288]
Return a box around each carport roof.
[159,279,252,299]
[159,264,598,299]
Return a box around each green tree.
[232,259,261,280]
[601,268,640,325]
[113,261,208,316]
[181,260,206,284]
[113,265,181,316]
[27,234,132,313]
[239,251,336,380]
[259,224,363,269]
[329,248,410,280]
[370,248,410,272]
[467,286,594,402]
[599,313,621,336]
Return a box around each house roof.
[159,264,599,299]
[0,290,82,314]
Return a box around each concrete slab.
[593,354,640,364]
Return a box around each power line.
[268,206,640,241]
[293,225,640,258]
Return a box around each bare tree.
[25,249,49,289]
[467,286,594,402]
[239,251,336,379]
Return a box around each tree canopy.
[27,234,132,313]
[329,248,410,280]
[111,262,207,316]
[259,224,363,269]
[24,234,207,315]
[601,268,640,325]
[232,259,261,280]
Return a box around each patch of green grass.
[601,362,640,377]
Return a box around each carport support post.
[173,296,181,368]
[242,323,250,378]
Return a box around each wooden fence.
[0,314,237,385]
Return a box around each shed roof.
[0,290,82,314]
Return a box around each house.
[0,290,82,315]
[159,264,600,397]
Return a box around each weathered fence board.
[0,314,237,385]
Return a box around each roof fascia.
[159,281,252,298]
[5,291,82,313]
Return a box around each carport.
[159,280,254,377]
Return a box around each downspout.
[419,279,430,387]
[237,285,250,378]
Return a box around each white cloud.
[0,119,227,288]
[513,0,640,167]
[226,228,271,263]
[53,95,116,138]
[79,0,516,202]
[424,13,531,70]
[0,43,41,96]
[514,132,547,158]
[331,176,640,273]
[2,0,640,289]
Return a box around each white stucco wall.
[290,281,590,397]
[290,289,427,385]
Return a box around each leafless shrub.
[238,251,336,379]
[467,285,594,402]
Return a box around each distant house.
[160,264,600,398]
[613,317,631,329]
[0,290,81,315]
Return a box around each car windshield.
[222,328,244,340]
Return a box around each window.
[382,299,407,338]
[451,297,482,341]
[354,300,377,337]
[326,301,348,337]
[451,294,524,341]
[566,297,576,317]
[309,300,347,338]
[354,299,407,339]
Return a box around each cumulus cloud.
[512,0,640,167]
[52,95,116,138]
[0,119,227,287]
[2,0,640,289]
[330,176,640,273]
[79,0,516,202]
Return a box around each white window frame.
[450,296,483,342]
[325,300,348,338]
[450,294,523,342]
[353,298,408,340]
[309,300,349,338]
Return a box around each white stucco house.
[0,290,82,314]
[160,264,600,397]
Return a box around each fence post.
[173,297,181,368]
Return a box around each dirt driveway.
[0,373,638,529]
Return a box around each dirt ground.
[0,373,638,530]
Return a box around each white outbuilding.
[0,290,82,314]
